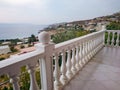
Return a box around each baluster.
[95,38,98,54]
[107,32,110,45]
[66,48,73,79]
[95,37,97,54]
[79,44,83,67]
[54,53,62,90]
[27,65,39,90]
[90,40,93,58]
[97,36,101,51]
[100,33,103,46]
[71,47,77,74]
[102,32,104,43]
[76,45,80,71]
[84,42,87,62]
[116,32,119,46]
[87,41,91,60]
[93,37,97,56]
[98,35,101,50]
[91,40,94,57]
[60,50,68,85]
[112,32,115,46]
[96,37,99,52]
[100,33,104,48]
[89,40,92,59]
[92,39,95,56]
[82,43,86,65]
[97,35,100,51]
[91,39,94,57]
[86,41,89,62]
[83,42,86,65]
[9,74,20,90]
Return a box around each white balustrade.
[60,50,68,85]
[9,73,20,90]
[87,41,90,59]
[66,48,73,79]
[76,45,81,70]
[116,32,120,46]
[107,32,110,45]
[71,47,77,74]
[0,28,106,90]
[82,43,86,65]
[106,30,120,47]
[54,53,62,90]
[111,32,115,45]
[85,41,89,62]
[79,44,83,68]
[27,65,39,90]
[84,42,87,63]
[88,40,92,59]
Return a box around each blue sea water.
[0,23,47,40]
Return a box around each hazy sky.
[0,0,120,25]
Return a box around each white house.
[2,41,11,45]
[17,42,23,45]
[0,45,11,54]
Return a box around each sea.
[0,23,47,40]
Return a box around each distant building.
[66,23,73,27]
[17,42,23,45]
[2,41,11,45]
[0,45,11,54]
[21,38,29,43]
[110,18,117,21]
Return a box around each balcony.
[0,27,120,90]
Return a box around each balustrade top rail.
[106,30,120,32]
[0,50,44,74]
[55,30,105,52]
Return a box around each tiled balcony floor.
[64,46,120,90]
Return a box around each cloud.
[1,0,38,5]
[0,0,120,24]
[0,0,50,9]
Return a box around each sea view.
[0,0,120,90]
[0,24,47,40]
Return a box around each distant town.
[0,12,120,61]
[41,12,120,34]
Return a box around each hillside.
[42,12,120,34]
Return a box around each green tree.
[20,45,25,49]
[3,86,8,90]
[28,34,37,44]
[52,30,89,44]
[106,22,120,30]
[10,46,18,52]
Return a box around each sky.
[0,0,120,25]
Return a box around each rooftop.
[0,45,9,49]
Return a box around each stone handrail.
[0,27,106,90]
[0,50,44,90]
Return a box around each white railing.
[105,30,120,47]
[0,28,106,90]
[53,29,105,90]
